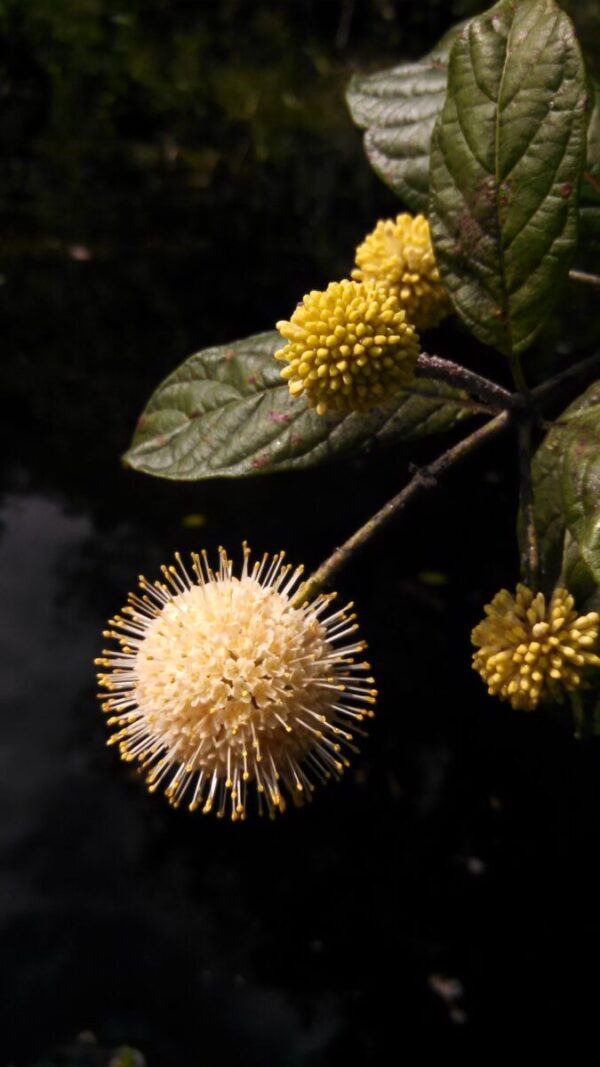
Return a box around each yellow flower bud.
[352,213,451,331]
[275,279,419,416]
[472,583,600,711]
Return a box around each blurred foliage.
[2,0,599,248]
[32,1031,145,1067]
[0,0,465,247]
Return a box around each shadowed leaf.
[532,380,600,604]
[346,26,462,212]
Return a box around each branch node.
[408,462,438,488]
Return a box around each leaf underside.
[124,332,476,481]
[346,26,462,213]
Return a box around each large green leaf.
[345,26,461,213]
[532,380,600,603]
[429,0,587,357]
[124,332,475,481]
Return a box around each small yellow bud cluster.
[352,213,451,332]
[275,279,420,416]
[471,583,600,711]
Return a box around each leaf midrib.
[492,4,517,356]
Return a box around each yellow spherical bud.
[352,213,451,332]
[471,583,600,711]
[97,546,376,820]
[275,279,420,416]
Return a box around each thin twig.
[569,269,600,290]
[531,351,600,403]
[517,418,539,588]
[417,352,514,410]
[295,350,600,603]
[509,351,539,587]
[293,412,509,604]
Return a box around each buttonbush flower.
[352,213,451,332]
[96,546,376,820]
[471,583,600,711]
[275,279,419,416]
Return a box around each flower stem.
[508,351,539,588]
[416,353,514,410]
[293,412,509,604]
[571,691,588,740]
[509,351,529,396]
[517,418,539,589]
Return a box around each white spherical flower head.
[97,546,376,820]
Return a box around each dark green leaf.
[579,77,600,246]
[530,417,567,590]
[124,332,475,481]
[429,0,587,356]
[558,383,600,585]
[532,380,600,603]
[345,26,461,212]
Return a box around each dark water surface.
[3,1,600,1063]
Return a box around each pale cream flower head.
[97,546,376,819]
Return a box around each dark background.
[2,1,600,1063]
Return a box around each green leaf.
[557,383,600,585]
[345,26,462,213]
[579,77,600,246]
[429,0,587,357]
[530,416,569,590]
[532,380,600,603]
[124,332,475,481]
